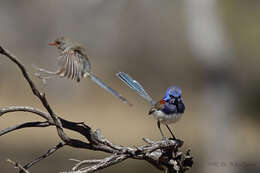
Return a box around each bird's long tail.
[116,72,155,105]
[89,73,132,106]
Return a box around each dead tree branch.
[0,46,193,173]
[6,159,30,173]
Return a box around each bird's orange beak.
[48,42,58,46]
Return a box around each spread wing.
[148,100,165,115]
[57,49,90,82]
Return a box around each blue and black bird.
[117,72,185,139]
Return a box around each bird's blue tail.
[89,73,132,106]
[116,72,155,105]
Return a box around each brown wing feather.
[57,49,84,81]
[73,48,91,77]
[69,54,74,79]
[62,53,70,77]
[148,99,165,115]
[72,57,78,80]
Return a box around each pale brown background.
[0,0,259,173]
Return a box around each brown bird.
[34,37,132,106]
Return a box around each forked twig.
[0,46,193,173]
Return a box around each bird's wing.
[148,99,165,115]
[57,50,84,81]
[74,49,91,79]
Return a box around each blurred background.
[0,0,259,172]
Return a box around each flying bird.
[34,37,132,106]
[117,72,185,139]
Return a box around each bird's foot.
[162,137,167,141]
[169,137,176,141]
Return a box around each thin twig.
[77,154,128,173]
[0,46,69,143]
[6,159,30,173]
[71,159,103,171]
[0,121,50,136]
[0,106,52,121]
[0,46,193,173]
[22,142,66,171]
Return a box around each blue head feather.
[161,86,185,114]
[163,86,182,101]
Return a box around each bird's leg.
[165,124,176,140]
[33,65,65,84]
[33,65,66,75]
[32,64,58,74]
[157,121,166,140]
[34,73,59,85]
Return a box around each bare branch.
[68,136,191,173]
[0,46,69,143]
[0,106,92,141]
[6,159,30,173]
[0,106,52,121]
[0,121,50,136]
[76,154,128,173]
[70,159,103,171]
[21,142,66,172]
[0,46,193,173]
